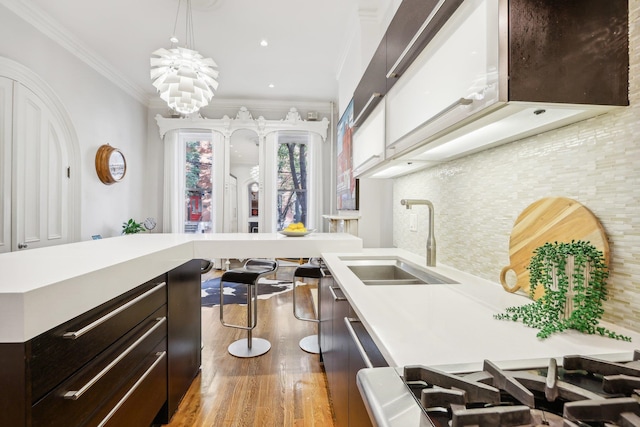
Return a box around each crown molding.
[150,96,334,115]
[0,0,150,106]
[208,98,334,114]
[155,107,330,141]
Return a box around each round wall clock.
[95,144,127,184]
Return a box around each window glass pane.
[185,138,213,233]
[277,137,308,230]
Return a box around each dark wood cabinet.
[31,307,167,427]
[508,0,628,106]
[0,343,27,427]
[95,339,168,427]
[353,41,386,127]
[0,260,201,427]
[156,258,201,424]
[319,271,386,426]
[319,273,350,426]
[29,279,167,403]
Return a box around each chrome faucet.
[401,199,436,267]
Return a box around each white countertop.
[0,232,361,343]
[321,248,640,372]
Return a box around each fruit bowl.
[278,229,315,237]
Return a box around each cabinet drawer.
[29,277,167,402]
[96,340,167,427]
[32,307,167,427]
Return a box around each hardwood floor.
[164,270,334,427]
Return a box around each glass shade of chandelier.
[150,0,219,115]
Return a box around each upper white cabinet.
[358,0,628,177]
[352,99,385,177]
[386,0,500,156]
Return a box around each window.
[184,137,214,233]
[276,134,309,230]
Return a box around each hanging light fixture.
[150,0,219,115]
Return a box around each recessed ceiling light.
[260,39,268,47]
[268,83,275,88]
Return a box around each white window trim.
[157,107,329,234]
[162,130,224,233]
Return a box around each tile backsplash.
[393,5,640,334]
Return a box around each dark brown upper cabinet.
[352,41,386,127]
[508,0,628,106]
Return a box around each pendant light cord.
[187,0,195,49]
[171,0,196,49]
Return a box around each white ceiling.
[27,0,366,105]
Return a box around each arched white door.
[12,82,73,250]
[0,59,79,253]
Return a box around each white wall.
[393,5,640,334]
[358,178,393,248]
[0,5,148,239]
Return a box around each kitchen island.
[0,232,361,342]
[0,232,361,427]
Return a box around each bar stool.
[219,259,278,358]
[292,259,322,354]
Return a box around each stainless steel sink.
[344,259,457,285]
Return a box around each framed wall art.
[336,100,358,210]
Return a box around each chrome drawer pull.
[344,317,373,369]
[328,286,346,302]
[96,351,166,427]
[63,282,166,340]
[63,317,166,400]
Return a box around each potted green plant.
[122,218,145,235]
[495,240,630,341]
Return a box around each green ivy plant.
[495,240,630,341]
[122,218,145,235]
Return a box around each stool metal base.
[298,334,319,354]
[228,338,271,358]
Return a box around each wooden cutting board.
[500,197,609,299]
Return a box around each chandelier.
[150,0,219,115]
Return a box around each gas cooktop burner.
[402,350,640,427]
